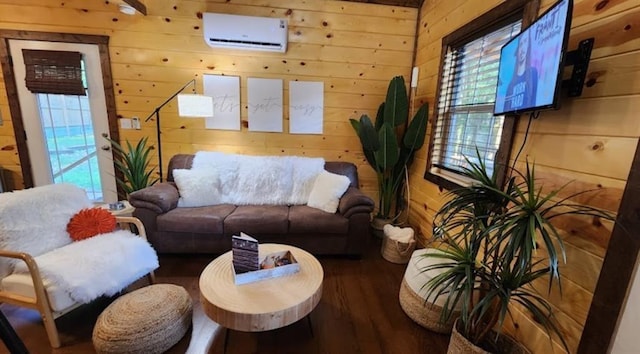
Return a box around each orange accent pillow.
[67,208,117,241]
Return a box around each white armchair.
[0,183,158,348]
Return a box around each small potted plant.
[350,76,428,233]
[106,136,158,197]
[422,150,613,353]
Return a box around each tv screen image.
[494,0,572,115]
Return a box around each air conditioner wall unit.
[203,13,288,53]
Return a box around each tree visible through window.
[425,0,535,190]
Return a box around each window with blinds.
[431,20,522,182]
[422,0,535,190]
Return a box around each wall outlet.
[120,118,132,129]
[132,116,141,130]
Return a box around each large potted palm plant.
[422,151,613,353]
[350,76,429,230]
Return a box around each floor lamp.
[144,79,213,181]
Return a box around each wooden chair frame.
[0,216,156,348]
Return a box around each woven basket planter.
[447,320,531,354]
[381,234,416,264]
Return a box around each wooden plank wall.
[410,0,639,352]
[0,77,12,188]
[0,0,418,198]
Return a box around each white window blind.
[431,20,522,178]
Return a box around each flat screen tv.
[493,0,573,116]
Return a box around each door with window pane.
[8,40,117,202]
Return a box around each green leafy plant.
[106,137,158,195]
[350,76,428,220]
[422,150,613,352]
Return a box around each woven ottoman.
[399,248,459,334]
[93,284,193,354]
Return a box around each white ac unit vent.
[203,13,288,53]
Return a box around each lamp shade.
[177,94,214,117]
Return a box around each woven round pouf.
[399,248,459,334]
[93,284,193,354]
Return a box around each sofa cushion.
[157,205,236,234]
[307,171,351,213]
[224,206,289,236]
[289,205,349,234]
[173,168,221,207]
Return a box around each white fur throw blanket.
[189,151,325,206]
[0,183,91,278]
[12,230,159,304]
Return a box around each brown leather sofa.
[128,154,375,256]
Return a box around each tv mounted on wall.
[493,0,573,116]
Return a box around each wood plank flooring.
[0,239,450,353]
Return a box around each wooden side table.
[199,244,323,351]
[100,201,135,217]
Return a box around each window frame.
[424,0,540,191]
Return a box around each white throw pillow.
[173,169,220,207]
[307,171,351,213]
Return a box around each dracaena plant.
[422,149,613,352]
[106,136,158,196]
[350,76,429,220]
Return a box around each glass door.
[9,40,117,202]
[37,92,104,201]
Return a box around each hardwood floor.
[0,238,450,354]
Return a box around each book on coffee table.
[232,232,259,274]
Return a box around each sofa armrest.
[128,182,179,214]
[338,187,374,218]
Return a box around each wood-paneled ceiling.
[341,0,423,7]
[120,0,424,16]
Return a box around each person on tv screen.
[505,29,538,112]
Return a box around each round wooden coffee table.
[199,243,323,333]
